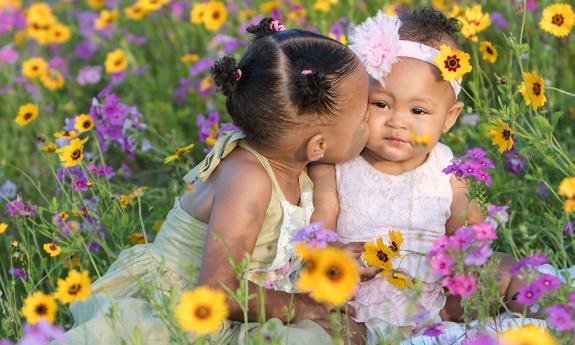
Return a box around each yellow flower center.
[552,14,564,27]
[377,250,389,263]
[532,82,542,96]
[502,129,511,140]
[68,283,82,295]
[35,303,47,315]
[71,149,82,160]
[195,305,211,319]
[23,112,33,120]
[325,264,342,282]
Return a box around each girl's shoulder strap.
[238,141,285,199]
[183,130,245,184]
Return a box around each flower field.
[0,0,574,344]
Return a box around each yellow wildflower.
[176,286,229,335]
[14,103,39,126]
[518,72,546,110]
[434,44,472,81]
[54,270,92,304]
[539,3,574,38]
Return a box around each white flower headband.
[349,11,462,97]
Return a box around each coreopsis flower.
[54,270,92,304]
[181,54,200,63]
[53,130,78,140]
[434,44,472,81]
[104,49,128,74]
[499,325,558,345]
[175,286,229,335]
[164,143,195,164]
[86,0,105,10]
[488,120,514,153]
[479,41,497,63]
[559,177,575,213]
[40,69,65,90]
[388,229,403,258]
[190,2,208,24]
[519,71,546,110]
[127,232,147,244]
[94,8,119,30]
[409,132,431,146]
[0,223,7,234]
[314,0,338,12]
[296,245,360,305]
[539,3,574,38]
[43,243,62,256]
[14,103,39,126]
[56,137,89,167]
[21,291,57,325]
[139,0,169,12]
[458,5,490,41]
[125,3,149,20]
[363,237,393,272]
[47,23,71,44]
[387,271,413,289]
[202,1,228,31]
[74,114,94,133]
[22,57,48,79]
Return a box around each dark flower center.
[502,129,511,140]
[195,305,211,319]
[389,242,398,253]
[445,55,461,72]
[23,112,33,120]
[83,120,92,129]
[377,250,389,263]
[68,283,81,295]
[552,14,564,26]
[532,82,541,96]
[325,264,342,282]
[35,304,47,315]
[71,149,82,160]
[213,11,220,20]
[486,46,494,54]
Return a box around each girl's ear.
[443,101,464,133]
[305,133,327,161]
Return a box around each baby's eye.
[411,107,427,115]
[373,101,389,109]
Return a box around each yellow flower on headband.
[434,44,473,81]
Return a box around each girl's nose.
[385,110,408,129]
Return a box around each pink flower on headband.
[349,11,401,87]
[236,68,242,80]
[269,20,286,32]
[301,69,313,75]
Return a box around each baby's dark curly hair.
[211,18,359,147]
[399,7,461,49]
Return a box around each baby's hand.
[335,241,364,260]
[335,242,382,281]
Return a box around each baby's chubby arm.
[198,153,330,324]
[308,163,339,231]
[446,174,484,235]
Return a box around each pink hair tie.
[301,69,313,75]
[236,68,242,81]
[269,20,286,32]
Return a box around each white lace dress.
[336,143,454,339]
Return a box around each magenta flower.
[472,223,497,241]
[516,283,542,305]
[444,273,476,297]
[569,292,575,308]
[534,274,561,292]
[490,12,509,31]
[0,46,18,66]
[430,252,454,276]
[9,267,28,280]
[504,148,527,175]
[6,196,36,217]
[422,323,444,337]
[486,204,509,228]
[19,321,66,345]
[462,333,498,345]
[564,221,574,238]
[544,304,574,331]
[509,253,549,274]
[449,227,475,250]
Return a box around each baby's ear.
[443,101,465,133]
[305,133,327,161]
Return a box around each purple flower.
[509,253,549,274]
[9,267,28,280]
[465,244,493,266]
[504,149,527,175]
[463,333,498,345]
[465,148,487,159]
[292,222,338,248]
[88,242,101,252]
[0,180,17,200]
[189,58,214,77]
[74,39,100,60]
[460,113,479,126]
[534,274,561,292]
[544,304,574,331]
[569,292,575,308]
[516,283,542,305]
[443,273,476,297]
[76,11,99,36]
[486,204,509,228]
[0,46,18,65]
[19,321,66,345]
[449,226,475,250]
[6,196,36,217]
[564,221,574,237]
[526,0,537,12]
[490,12,509,31]
[209,34,248,55]
[0,338,12,345]
[126,33,147,45]
[537,183,550,198]
[239,15,265,34]
[422,323,444,337]
[430,252,454,276]
[77,66,102,85]
[473,169,492,187]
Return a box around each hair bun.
[246,17,285,40]
[211,55,240,97]
[292,70,332,113]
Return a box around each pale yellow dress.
[59,131,335,345]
